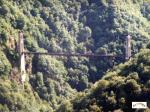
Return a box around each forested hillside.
[58,48,150,112]
[0,0,150,111]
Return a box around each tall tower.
[125,35,132,60]
[18,32,26,83]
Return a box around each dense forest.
[0,0,150,112]
[57,48,150,112]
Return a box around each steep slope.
[58,48,150,112]
[0,79,52,112]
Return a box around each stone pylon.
[125,35,132,60]
[18,32,26,83]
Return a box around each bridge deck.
[23,52,115,57]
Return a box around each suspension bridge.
[16,31,131,84]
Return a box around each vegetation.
[58,48,150,112]
[0,50,11,76]
[0,79,52,112]
[0,0,149,111]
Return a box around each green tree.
[0,50,12,76]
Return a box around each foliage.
[0,79,53,112]
[0,50,11,76]
[58,48,150,112]
[0,0,150,111]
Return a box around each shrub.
[146,80,150,88]
[0,5,9,16]
[37,56,67,79]
[38,0,52,7]
[0,50,12,76]
[30,9,39,17]
[0,30,7,44]
[57,100,73,112]
[0,104,9,112]
[78,27,92,42]
[36,72,44,86]
[12,18,25,30]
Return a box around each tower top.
[126,35,131,39]
[19,32,23,38]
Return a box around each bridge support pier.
[18,32,26,83]
[125,35,131,60]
